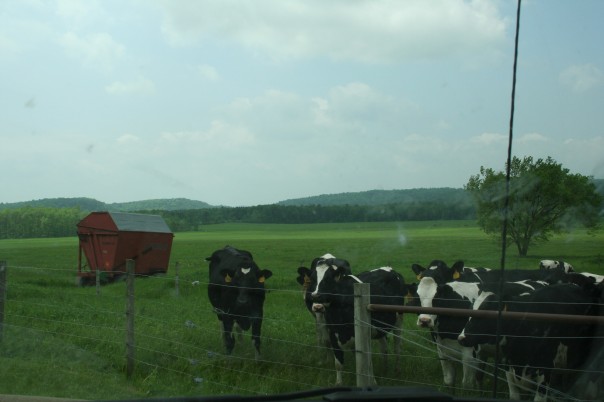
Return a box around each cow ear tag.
[416,274,422,280]
[304,275,311,284]
[258,276,265,283]
[453,271,460,280]
[225,274,232,283]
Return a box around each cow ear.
[296,267,311,285]
[220,268,235,283]
[411,264,425,277]
[451,260,464,279]
[259,269,272,282]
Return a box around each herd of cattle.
[204,245,603,401]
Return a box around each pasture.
[0,220,602,400]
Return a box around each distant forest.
[0,188,476,239]
[1,182,602,239]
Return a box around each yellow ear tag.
[225,274,232,283]
[453,271,460,280]
[258,276,265,283]
[416,274,422,280]
[304,275,311,284]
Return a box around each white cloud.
[117,134,141,144]
[517,132,547,143]
[470,132,507,145]
[559,64,604,92]
[157,0,507,64]
[160,120,255,149]
[59,31,125,71]
[55,0,107,26]
[198,64,219,81]
[105,76,156,95]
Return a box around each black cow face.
[221,266,272,305]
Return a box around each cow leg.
[377,336,388,371]
[251,317,262,360]
[505,368,522,401]
[222,318,235,355]
[315,313,331,364]
[234,321,244,342]
[436,343,456,389]
[392,313,403,375]
[460,346,477,390]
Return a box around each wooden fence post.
[96,268,100,296]
[126,259,135,379]
[0,261,6,343]
[174,261,180,297]
[354,282,375,387]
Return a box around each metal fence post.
[126,259,135,379]
[354,282,375,386]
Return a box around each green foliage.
[0,206,87,239]
[466,156,602,256]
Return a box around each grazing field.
[0,221,602,400]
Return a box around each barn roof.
[108,212,172,233]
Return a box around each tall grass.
[0,221,601,400]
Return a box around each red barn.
[77,212,174,285]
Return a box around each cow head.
[311,262,350,309]
[416,276,438,328]
[296,253,350,314]
[221,265,272,305]
[411,260,466,284]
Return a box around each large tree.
[465,156,602,256]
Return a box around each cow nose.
[312,303,325,313]
[417,315,433,328]
[458,334,469,347]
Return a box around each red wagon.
[76,211,174,285]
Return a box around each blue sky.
[2,0,603,206]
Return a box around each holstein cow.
[205,245,273,359]
[412,259,549,391]
[458,283,599,401]
[296,253,351,360]
[415,277,483,390]
[539,259,574,273]
[311,265,407,385]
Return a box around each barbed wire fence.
[0,260,602,400]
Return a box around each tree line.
[0,201,475,239]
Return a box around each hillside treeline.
[150,201,476,231]
[0,202,475,239]
[0,207,87,239]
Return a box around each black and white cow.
[539,259,574,273]
[311,265,407,385]
[296,253,351,359]
[415,278,483,390]
[205,245,273,359]
[458,283,600,401]
[412,259,551,391]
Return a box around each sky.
[1,0,603,207]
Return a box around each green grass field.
[0,221,602,400]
